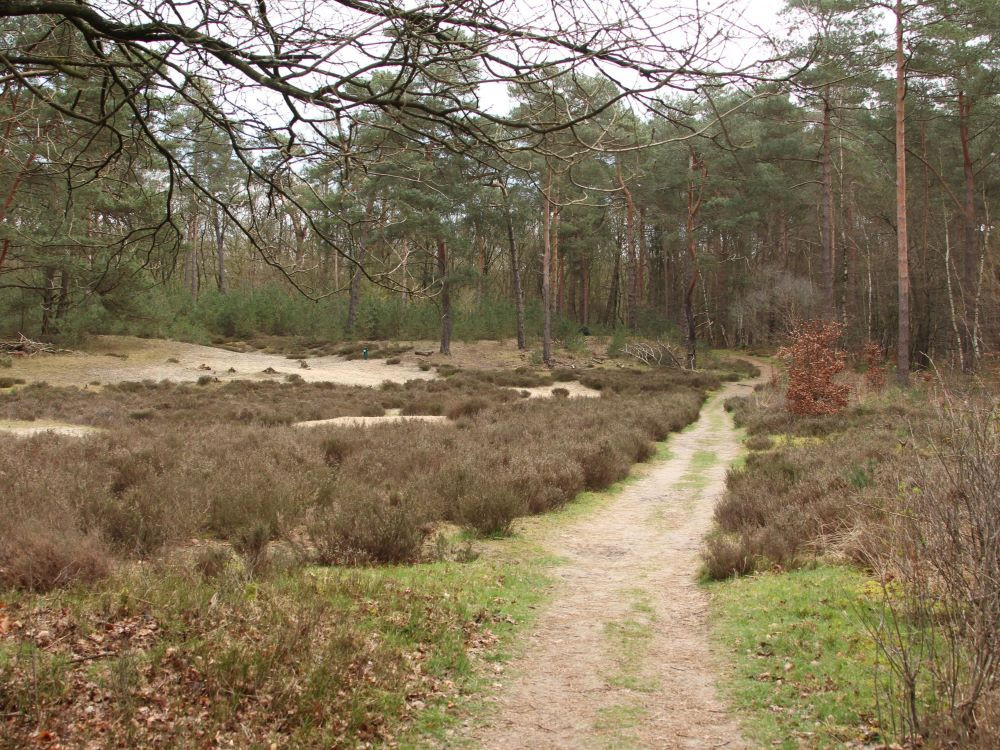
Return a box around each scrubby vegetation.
[0,359,723,746]
[707,371,1000,748]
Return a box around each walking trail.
[466,373,767,750]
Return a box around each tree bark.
[40,266,56,336]
[541,169,553,365]
[820,90,836,319]
[958,89,977,371]
[604,249,621,327]
[684,150,706,369]
[894,0,911,387]
[212,206,227,294]
[500,184,526,349]
[438,237,452,355]
[617,159,638,330]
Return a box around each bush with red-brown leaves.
[778,320,849,416]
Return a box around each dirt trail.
[465,374,766,750]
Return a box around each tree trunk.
[55,267,70,321]
[581,258,590,326]
[617,159,638,330]
[438,238,452,355]
[685,151,706,369]
[662,230,671,320]
[958,90,977,371]
[212,206,227,294]
[40,266,56,336]
[894,0,910,387]
[604,250,621,327]
[346,196,375,333]
[501,185,526,349]
[638,206,649,306]
[820,90,836,319]
[346,251,363,332]
[541,172,553,365]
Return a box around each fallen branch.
[0,333,59,356]
[621,341,683,368]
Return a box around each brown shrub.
[744,434,773,451]
[0,520,111,591]
[857,395,1000,747]
[0,370,711,589]
[778,320,849,416]
[702,530,754,580]
[445,397,490,420]
[451,486,526,536]
[308,486,429,564]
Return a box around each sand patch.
[292,414,448,428]
[0,419,103,438]
[6,335,435,388]
[517,382,601,399]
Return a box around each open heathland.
[0,347,750,747]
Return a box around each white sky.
[475,0,791,114]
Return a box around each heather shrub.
[702,529,754,580]
[0,519,111,592]
[857,395,1000,747]
[308,486,428,564]
[0,369,711,589]
[452,486,526,536]
[445,396,490,420]
[744,434,773,451]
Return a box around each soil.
[0,419,103,437]
[5,335,435,387]
[293,414,448,428]
[461,370,769,750]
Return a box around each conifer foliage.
[779,320,849,416]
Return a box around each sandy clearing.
[518,382,601,399]
[0,419,103,438]
[460,369,769,750]
[293,415,449,428]
[5,335,435,388]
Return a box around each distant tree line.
[1,0,998,375]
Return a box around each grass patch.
[0,553,550,748]
[707,566,885,748]
[603,589,658,693]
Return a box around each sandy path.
[465,376,764,750]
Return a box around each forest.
[1,0,999,748]
[1,0,997,376]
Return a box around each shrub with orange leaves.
[778,320,850,416]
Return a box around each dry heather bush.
[744,434,773,451]
[858,394,1000,748]
[445,396,490,420]
[0,519,111,591]
[308,485,429,564]
[778,320,849,416]
[702,529,754,581]
[703,383,907,580]
[450,486,527,536]
[0,377,518,428]
[1,375,710,589]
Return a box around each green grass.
[707,566,887,748]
